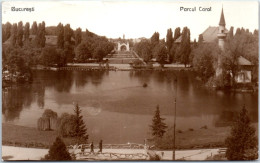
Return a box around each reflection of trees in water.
[129,71,152,84]
[73,70,107,88]
[2,83,45,121]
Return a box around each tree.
[173,27,181,41]
[57,23,64,48]
[180,27,191,67]
[150,105,167,138]
[11,23,18,46]
[166,28,173,59]
[24,22,30,41]
[31,21,38,35]
[40,46,59,66]
[198,34,203,45]
[225,105,257,160]
[75,27,82,46]
[228,26,234,40]
[192,43,217,82]
[17,21,23,47]
[64,24,73,44]
[72,103,88,143]
[153,43,167,66]
[3,22,12,42]
[151,32,160,47]
[75,41,92,62]
[57,113,76,137]
[43,137,72,161]
[134,39,152,62]
[35,22,46,48]
[93,46,105,62]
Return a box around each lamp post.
[172,77,177,160]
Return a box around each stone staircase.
[105,51,139,64]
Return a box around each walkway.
[2,145,220,161]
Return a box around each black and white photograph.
[1,0,259,161]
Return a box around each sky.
[2,1,259,40]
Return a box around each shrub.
[43,137,72,161]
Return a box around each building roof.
[219,8,226,26]
[237,56,253,66]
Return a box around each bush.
[57,113,76,137]
[43,137,72,161]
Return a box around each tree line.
[2,21,115,73]
[134,27,192,67]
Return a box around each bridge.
[67,143,155,160]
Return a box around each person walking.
[98,140,103,153]
[90,142,94,153]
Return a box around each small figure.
[90,142,94,153]
[98,140,103,153]
[81,145,85,155]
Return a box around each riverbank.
[31,63,193,71]
[3,123,257,150]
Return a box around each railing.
[68,143,145,150]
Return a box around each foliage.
[31,21,38,35]
[2,22,12,42]
[40,47,59,66]
[57,23,64,49]
[75,27,82,46]
[17,21,24,47]
[151,32,160,47]
[153,43,167,65]
[35,21,46,48]
[72,103,88,143]
[150,105,167,139]
[24,22,30,41]
[57,113,76,137]
[134,39,152,62]
[43,137,72,161]
[166,28,173,57]
[221,28,258,86]
[176,27,191,67]
[11,23,18,46]
[192,43,217,82]
[225,105,258,160]
[42,109,58,119]
[75,33,114,62]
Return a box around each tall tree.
[179,27,191,67]
[228,26,234,39]
[198,34,203,45]
[75,27,82,46]
[17,21,23,47]
[40,21,46,47]
[72,103,88,143]
[151,32,160,47]
[11,23,18,46]
[225,105,257,160]
[43,137,72,161]
[24,22,30,41]
[3,22,12,42]
[57,23,64,49]
[64,24,73,44]
[31,21,38,35]
[173,27,181,41]
[166,28,173,57]
[150,105,167,138]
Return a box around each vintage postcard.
[1,0,258,161]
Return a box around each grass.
[151,123,258,150]
[2,123,258,150]
[2,123,77,148]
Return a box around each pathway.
[2,145,220,161]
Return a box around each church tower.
[216,7,227,77]
[217,7,227,50]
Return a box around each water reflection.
[2,70,258,127]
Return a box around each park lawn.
[2,123,77,148]
[2,123,258,150]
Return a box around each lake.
[2,70,258,144]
